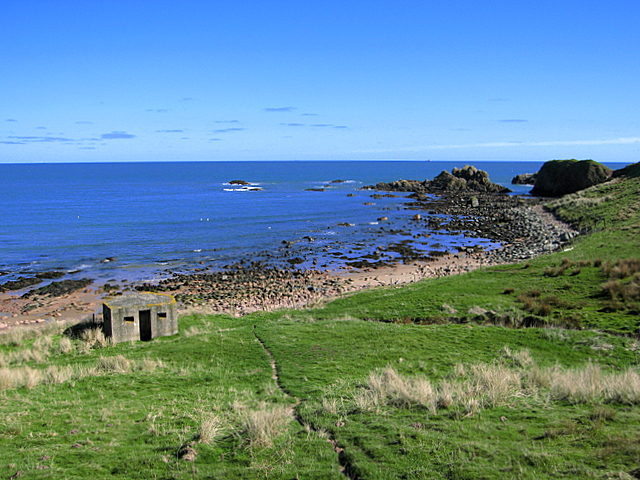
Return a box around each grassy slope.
[1,174,639,479]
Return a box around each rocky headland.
[530,159,613,197]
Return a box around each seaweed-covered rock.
[36,271,66,280]
[531,159,613,197]
[369,179,426,192]
[22,279,93,299]
[0,276,42,293]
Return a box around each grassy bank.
[1,173,639,479]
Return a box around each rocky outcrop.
[368,179,425,192]
[531,159,613,197]
[365,165,511,194]
[512,173,537,185]
[229,180,251,185]
[434,165,511,193]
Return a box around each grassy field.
[1,172,639,479]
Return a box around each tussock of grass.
[58,336,73,354]
[544,258,576,277]
[239,403,293,448]
[81,327,110,349]
[96,354,132,373]
[500,345,534,368]
[362,366,437,412]
[198,413,226,444]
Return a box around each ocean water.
[0,160,627,285]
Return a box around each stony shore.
[0,187,579,329]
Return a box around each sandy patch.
[0,287,103,330]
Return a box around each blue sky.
[1,1,639,163]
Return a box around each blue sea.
[0,160,628,285]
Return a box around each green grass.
[1,173,639,478]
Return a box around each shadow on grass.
[63,314,104,339]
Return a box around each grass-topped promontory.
[1,171,639,479]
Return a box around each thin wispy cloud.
[36,126,46,130]
[180,97,194,102]
[8,135,74,142]
[214,120,240,124]
[264,107,296,112]
[301,113,319,116]
[155,129,184,133]
[433,137,640,149]
[101,131,136,139]
[333,125,348,129]
[280,123,304,127]
[5,119,17,122]
[356,137,640,153]
[311,124,334,127]
[212,127,245,133]
[0,141,24,144]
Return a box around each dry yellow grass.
[0,355,164,391]
[550,363,640,404]
[81,327,110,349]
[350,350,640,416]
[199,413,226,444]
[96,355,132,373]
[240,403,293,448]
[58,336,73,354]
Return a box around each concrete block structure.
[103,292,178,343]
